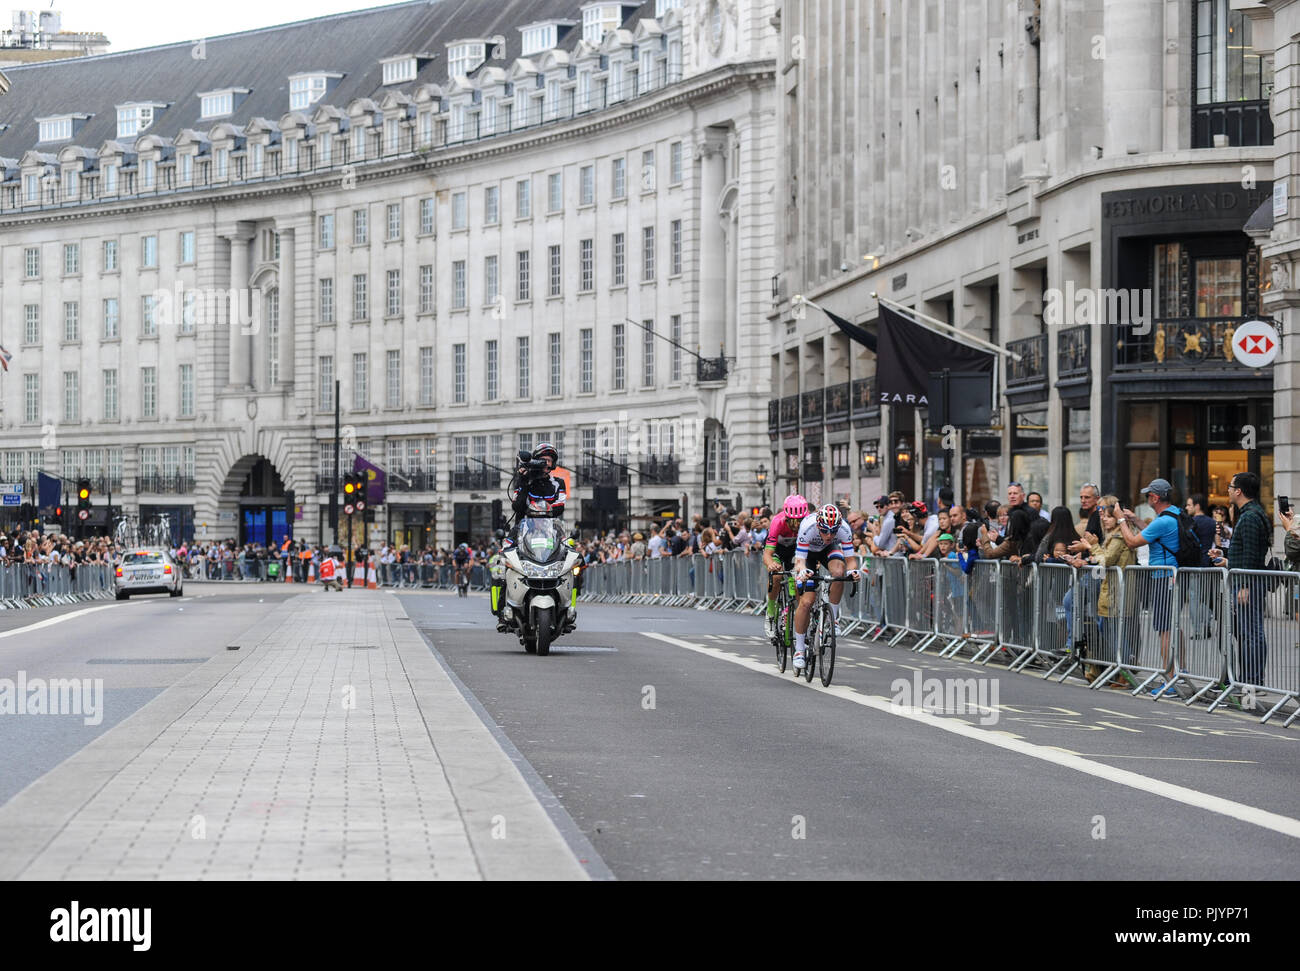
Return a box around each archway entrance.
[223,455,289,546]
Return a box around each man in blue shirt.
[1118,478,1185,697]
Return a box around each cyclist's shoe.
[764,614,776,640]
[793,650,806,670]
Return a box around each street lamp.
[860,441,879,474]
[894,438,913,472]
[755,464,768,509]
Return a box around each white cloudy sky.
[43,1,398,52]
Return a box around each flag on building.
[876,305,995,407]
[0,345,11,371]
[820,308,878,353]
[353,454,386,506]
[37,471,61,511]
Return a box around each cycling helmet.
[783,494,810,520]
[533,442,558,469]
[815,504,841,532]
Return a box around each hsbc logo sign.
[1231,320,1281,368]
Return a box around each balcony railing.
[779,395,799,433]
[578,459,629,486]
[388,470,438,492]
[1114,317,1276,372]
[800,388,824,428]
[451,470,500,490]
[1192,99,1273,149]
[1057,324,1091,383]
[696,357,728,383]
[1006,334,1048,389]
[824,382,850,425]
[768,399,780,437]
[638,455,680,485]
[136,474,196,495]
[850,377,879,421]
[801,459,823,481]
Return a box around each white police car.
[114,549,183,599]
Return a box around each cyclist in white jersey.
[792,504,860,670]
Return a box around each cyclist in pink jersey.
[762,495,810,639]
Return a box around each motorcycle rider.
[494,442,568,628]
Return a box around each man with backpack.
[1208,472,1271,695]
[1118,478,1195,697]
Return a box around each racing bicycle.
[785,572,856,687]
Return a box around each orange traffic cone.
[367,563,378,589]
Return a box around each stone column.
[223,222,255,388]
[696,131,727,360]
[1102,0,1164,156]
[278,223,295,386]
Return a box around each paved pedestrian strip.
[0,593,588,880]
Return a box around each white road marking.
[0,603,125,640]
[643,631,1300,841]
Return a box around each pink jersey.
[764,512,801,548]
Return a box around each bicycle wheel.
[802,607,817,683]
[819,604,837,687]
[776,603,789,672]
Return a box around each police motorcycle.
[497,462,580,656]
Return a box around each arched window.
[266,288,280,384]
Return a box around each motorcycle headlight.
[515,559,565,579]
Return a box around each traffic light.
[77,479,91,513]
[284,489,295,537]
[342,474,365,512]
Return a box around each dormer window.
[582,4,623,44]
[116,103,164,139]
[289,73,342,111]
[520,24,556,55]
[447,41,486,80]
[198,88,249,119]
[37,114,88,143]
[382,56,417,85]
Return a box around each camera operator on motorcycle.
[493,442,568,625]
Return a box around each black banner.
[821,308,878,353]
[878,305,994,406]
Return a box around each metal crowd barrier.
[1208,570,1300,725]
[1,561,116,609]
[1031,563,1076,677]
[573,554,1300,726]
[880,558,910,645]
[905,558,939,653]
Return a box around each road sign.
[1232,320,1280,368]
[344,503,355,516]
[0,483,21,496]
[77,509,89,520]
[1,494,20,506]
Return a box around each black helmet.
[533,442,558,469]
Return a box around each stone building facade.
[771,0,1284,520]
[0,0,777,548]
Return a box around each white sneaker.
[765,614,776,639]
[793,650,806,670]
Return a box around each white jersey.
[794,514,855,558]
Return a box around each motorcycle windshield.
[516,518,566,564]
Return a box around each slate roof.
[0,0,659,160]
